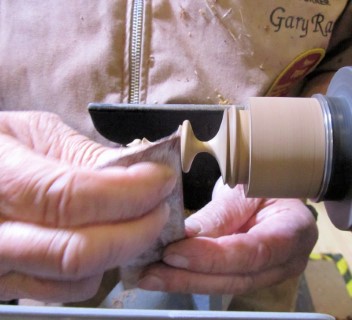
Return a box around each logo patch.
[266,48,325,97]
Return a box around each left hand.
[138,182,318,294]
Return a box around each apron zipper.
[129,0,144,104]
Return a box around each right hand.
[0,111,176,302]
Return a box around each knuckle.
[163,271,194,293]
[202,248,222,273]
[180,278,195,293]
[58,233,86,279]
[254,241,273,270]
[45,170,82,227]
[28,112,62,131]
[31,111,61,122]
[225,274,254,295]
[45,171,78,227]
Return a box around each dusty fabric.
[0,1,351,140]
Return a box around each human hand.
[0,111,176,302]
[138,181,318,294]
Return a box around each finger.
[0,137,175,226]
[0,203,169,280]
[162,234,275,274]
[0,272,103,303]
[185,185,262,237]
[164,202,317,274]
[138,259,305,295]
[0,111,119,168]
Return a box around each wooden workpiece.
[182,97,326,199]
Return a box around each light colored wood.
[248,97,326,199]
[182,98,326,198]
[311,202,352,270]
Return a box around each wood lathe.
[89,66,352,231]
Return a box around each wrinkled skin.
[0,111,176,302]
[0,111,319,301]
[139,181,318,295]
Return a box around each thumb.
[185,185,262,238]
[0,111,121,168]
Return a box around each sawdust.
[204,0,252,56]
[111,289,137,309]
[214,89,231,105]
[179,5,190,20]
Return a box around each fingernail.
[138,275,165,291]
[158,202,170,222]
[163,254,189,269]
[163,166,176,179]
[163,167,177,189]
[185,219,202,236]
